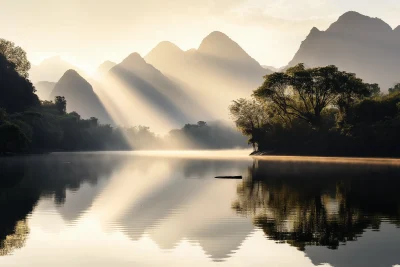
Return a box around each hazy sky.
[1,0,399,72]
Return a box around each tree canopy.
[253,64,377,128]
[0,39,30,79]
[389,83,400,95]
[0,49,38,113]
[231,63,400,157]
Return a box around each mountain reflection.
[0,153,253,261]
[1,153,400,266]
[233,159,400,252]
[0,154,118,256]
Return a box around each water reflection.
[0,153,399,266]
[234,159,400,252]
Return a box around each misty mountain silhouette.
[105,52,211,128]
[50,70,112,123]
[29,56,87,83]
[289,11,400,90]
[146,31,270,82]
[94,60,116,79]
[145,31,271,119]
[34,81,56,101]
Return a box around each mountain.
[30,56,87,83]
[101,53,209,131]
[50,70,112,123]
[288,11,400,90]
[94,60,116,79]
[144,41,186,73]
[34,81,56,101]
[145,31,272,120]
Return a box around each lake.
[0,151,400,267]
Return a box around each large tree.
[254,64,375,128]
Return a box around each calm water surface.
[0,151,400,267]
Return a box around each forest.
[0,38,245,154]
[230,64,400,157]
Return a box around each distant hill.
[101,53,209,131]
[30,56,87,83]
[34,81,56,101]
[145,31,272,119]
[94,60,116,79]
[50,70,112,124]
[288,11,400,91]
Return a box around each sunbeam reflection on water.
[0,151,400,266]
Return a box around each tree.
[254,64,375,129]
[0,39,31,79]
[335,72,377,124]
[389,83,400,95]
[89,117,99,127]
[0,53,39,113]
[54,96,67,114]
[229,98,269,151]
[0,122,30,153]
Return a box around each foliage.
[254,64,376,128]
[229,98,269,150]
[232,64,400,157]
[0,54,39,113]
[54,96,67,114]
[0,39,30,79]
[389,83,400,94]
[0,122,30,153]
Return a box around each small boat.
[214,176,242,179]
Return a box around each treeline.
[0,38,246,154]
[230,63,400,157]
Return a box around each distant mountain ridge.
[103,52,210,130]
[289,11,400,90]
[146,31,271,81]
[50,69,112,123]
[144,31,271,121]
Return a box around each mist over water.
[0,151,400,266]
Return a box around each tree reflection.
[233,160,400,251]
[0,220,29,256]
[0,154,118,256]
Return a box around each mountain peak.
[340,11,364,19]
[327,11,392,34]
[145,41,185,64]
[57,69,91,88]
[120,53,147,68]
[198,31,257,63]
[308,27,321,38]
[152,41,183,53]
[310,27,320,34]
[199,31,232,51]
[63,69,80,77]
[204,31,230,40]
